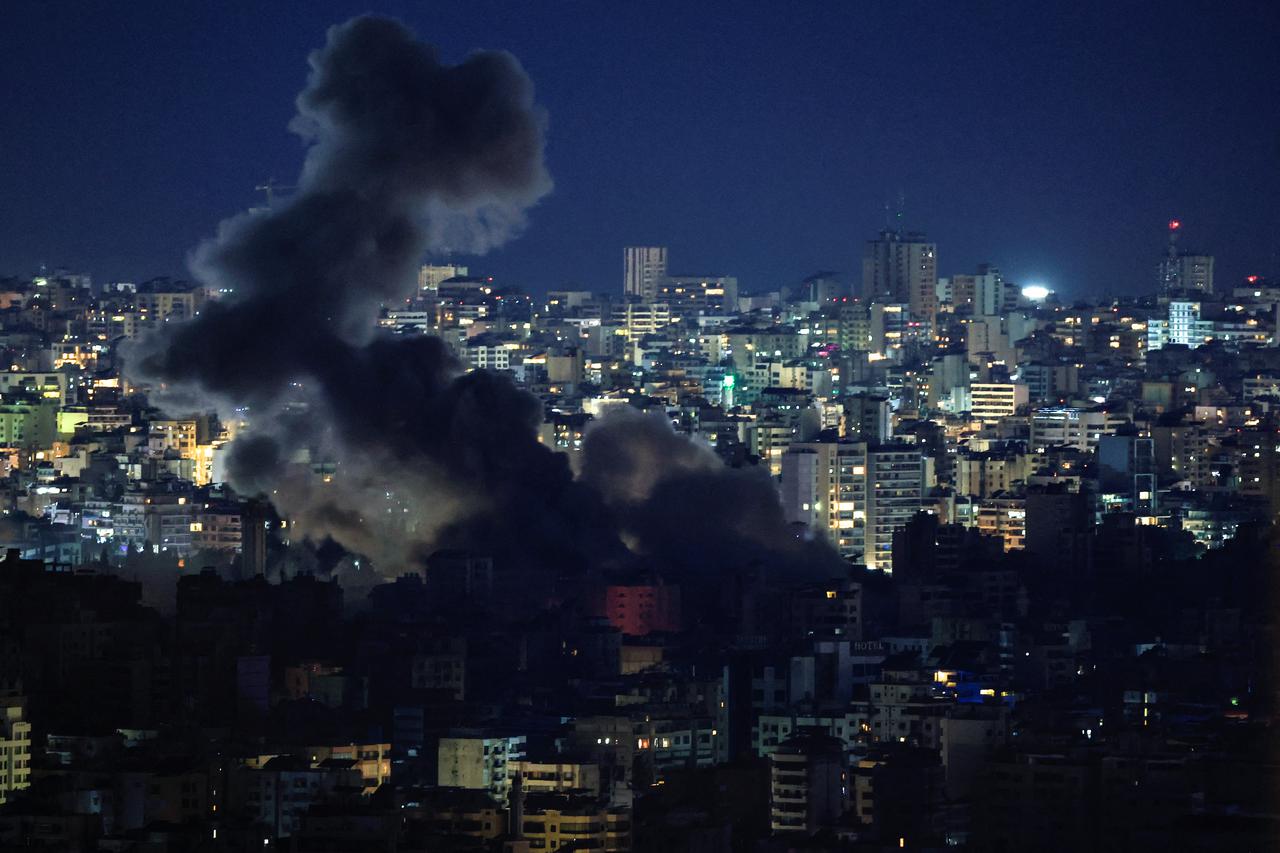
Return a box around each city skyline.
[0,7,1278,849]
[2,1,1278,295]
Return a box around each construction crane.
[253,178,296,207]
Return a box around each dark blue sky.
[1,1,1277,298]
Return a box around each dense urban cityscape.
[1,6,1278,853]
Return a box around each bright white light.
[1022,284,1050,301]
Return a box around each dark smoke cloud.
[133,14,549,401]
[580,408,845,579]
[125,15,842,583]
[125,15,556,570]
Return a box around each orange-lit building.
[596,581,681,637]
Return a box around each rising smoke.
[126,15,843,582]
[580,407,845,579]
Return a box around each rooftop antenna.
[895,189,906,234]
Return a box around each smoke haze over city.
[0,5,1278,852]
[123,15,839,583]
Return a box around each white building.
[780,442,923,571]
[866,445,926,572]
[967,382,1029,423]
[0,698,31,804]
[1148,300,1270,351]
[1148,301,1213,349]
[465,340,521,372]
[1029,407,1119,452]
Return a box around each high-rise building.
[1160,253,1214,295]
[781,441,923,571]
[972,263,1010,315]
[623,246,668,302]
[861,230,937,321]
[865,445,926,572]
[1158,220,1213,295]
[781,442,869,560]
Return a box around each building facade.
[862,230,938,321]
[623,246,668,302]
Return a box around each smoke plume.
[126,15,842,582]
[580,408,845,579]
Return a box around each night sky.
[1,1,1277,298]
